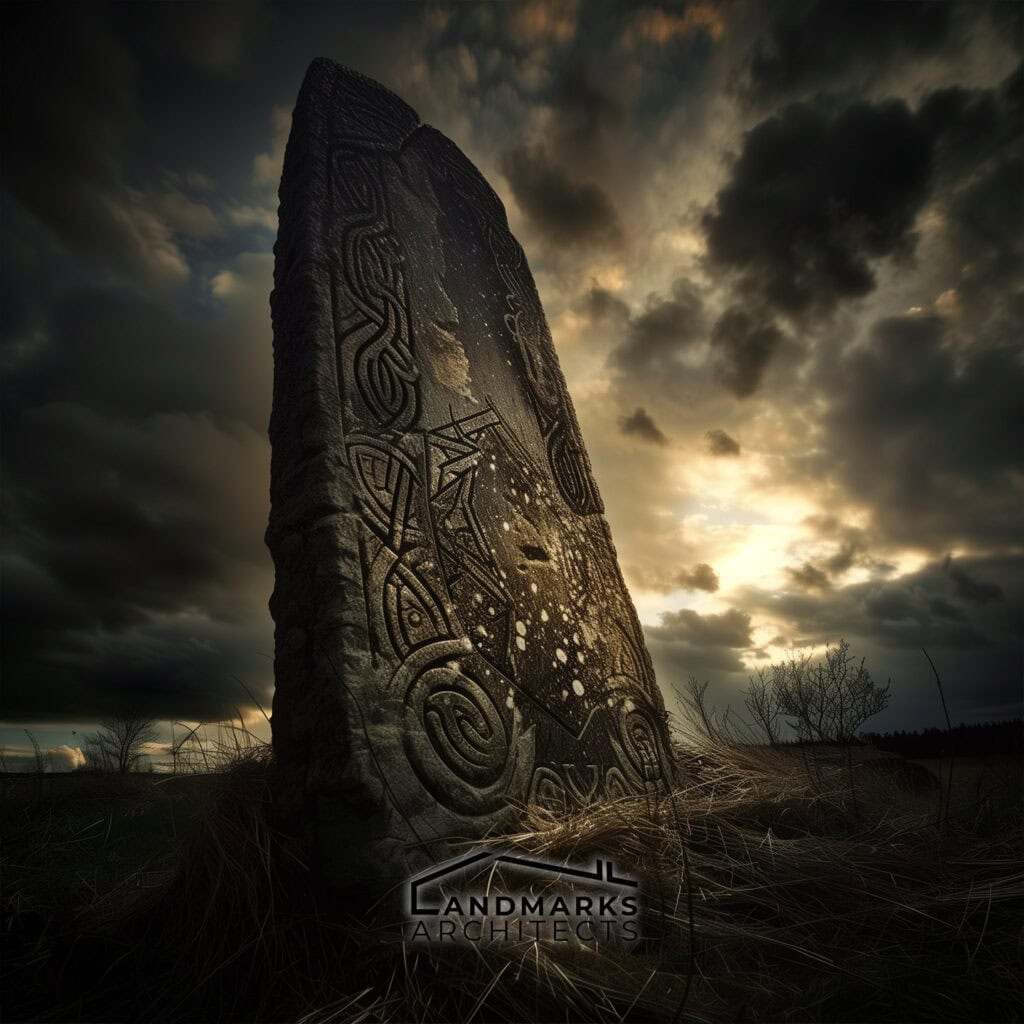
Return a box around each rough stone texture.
[268,59,675,890]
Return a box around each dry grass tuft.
[3,735,1021,1022]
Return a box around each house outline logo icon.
[408,849,639,916]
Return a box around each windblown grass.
[3,734,1021,1022]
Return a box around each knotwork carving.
[331,147,420,432]
[347,436,422,548]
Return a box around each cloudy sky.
[2,1,1021,767]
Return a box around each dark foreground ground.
[2,745,1022,1023]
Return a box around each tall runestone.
[268,59,675,892]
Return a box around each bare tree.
[82,734,114,772]
[84,714,159,774]
[744,667,781,746]
[774,640,890,745]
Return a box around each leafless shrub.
[83,714,159,774]
[773,639,891,745]
[743,667,780,746]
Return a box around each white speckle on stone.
[516,636,526,652]
[506,694,515,709]
[556,648,567,663]
[577,651,585,664]
[573,632,580,645]
[488,607,495,615]
[561,689,568,700]
[530,582,538,594]
[562,613,569,622]
[472,592,483,605]
[475,625,487,637]
[572,679,585,696]
[524,493,530,504]
[625,698,635,712]
[515,620,526,636]
[502,521,510,531]
[607,697,615,707]
[540,608,549,622]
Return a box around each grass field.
[2,740,1021,1023]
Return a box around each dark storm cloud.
[1,268,273,721]
[785,562,830,592]
[786,520,873,586]
[0,5,188,286]
[579,285,631,323]
[918,65,1024,180]
[823,539,862,576]
[945,560,1005,606]
[2,401,267,628]
[500,143,623,248]
[645,607,753,679]
[675,563,720,593]
[704,429,740,457]
[744,0,954,101]
[659,607,753,648]
[749,557,1019,651]
[1,575,272,723]
[619,407,668,445]
[704,60,1023,395]
[546,61,623,162]
[0,403,270,720]
[130,2,270,76]
[737,554,1023,721]
[920,63,1024,312]
[709,307,784,397]
[5,283,271,432]
[819,314,1023,547]
[703,98,933,318]
[609,279,704,376]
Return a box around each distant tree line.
[862,719,1023,760]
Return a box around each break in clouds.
[0,1,1020,747]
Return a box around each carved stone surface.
[268,58,675,890]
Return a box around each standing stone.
[268,59,675,892]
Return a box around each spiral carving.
[402,644,531,815]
